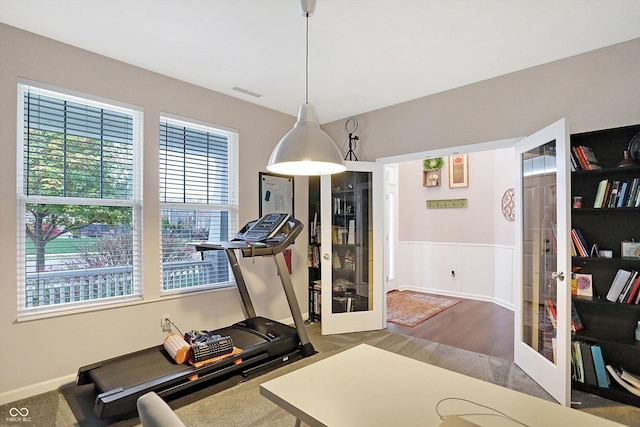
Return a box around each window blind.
[17,83,142,316]
[159,116,239,292]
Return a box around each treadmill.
[76,215,315,419]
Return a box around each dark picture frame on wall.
[259,172,294,218]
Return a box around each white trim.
[376,137,524,165]
[160,111,238,135]
[0,373,76,406]
[16,82,144,319]
[18,78,143,114]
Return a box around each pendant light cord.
[305,12,309,104]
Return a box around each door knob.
[551,272,565,281]
[323,253,330,260]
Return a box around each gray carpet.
[2,324,639,426]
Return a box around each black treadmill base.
[76,317,312,419]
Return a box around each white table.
[260,344,623,427]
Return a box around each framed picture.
[448,154,468,188]
[259,172,294,217]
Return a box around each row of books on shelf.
[310,280,321,316]
[546,299,583,333]
[571,145,602,171]
[332,221,356,245]
[570,228,593,257]
[573,340,640,398]
[605,269,640,304]
[592,178,640,208]
[307,244,320,268]
[572,341,609,388]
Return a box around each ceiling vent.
[232,86,262,98]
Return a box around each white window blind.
[17,82,143,316]
[159,115,239,292]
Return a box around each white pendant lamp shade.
[267,103,346,176]
[266,0,347,176]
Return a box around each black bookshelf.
[307,176,321,322]
[570,123,640,407]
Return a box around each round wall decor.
[501,188,515,221]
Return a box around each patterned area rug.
[386,291,460,327]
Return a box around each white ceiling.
[2,0,640,124]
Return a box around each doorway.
[381,141,519,360]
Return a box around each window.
[159,115,238,292]
[17,82,142,316]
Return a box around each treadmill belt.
[88,327,271,394]
[89,346,189,393]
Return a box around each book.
[606,269,633,302]
[591,345,610,388]
[572,146,589,170]
[572,341,584,383]
[625,274,640,304]
[617,181,629,208]
[627,178,640,207]
[593,179,609,208]
[579,146,602,170]
[607,180,620,208]
[617,270,638,303]
[347,220,355,245]
[580,342,598,386]
[606,365,640,397]
[620,368,640,390]
[571,229,589,257]
[571,300,583,333]
[575,273,593,297]
[573,145,602,170]
[546,299,557,328]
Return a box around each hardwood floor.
[386,294,514,361]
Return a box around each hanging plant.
[423,157,444,170]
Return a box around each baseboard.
[0,373,76,406]
[1,315,302,406]
[396,286,514,312]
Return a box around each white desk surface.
[260,344,623,427]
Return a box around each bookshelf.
[570,123,640,407]
[308,176,321,322]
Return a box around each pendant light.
[267,0,346,176]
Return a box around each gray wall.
[1,21,639,402]
[323,38,640,160]
[0,23,308,401]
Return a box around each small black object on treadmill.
[76,215,315,419]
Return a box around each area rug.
[386,291,460,327]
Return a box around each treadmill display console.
[238,213,290,242]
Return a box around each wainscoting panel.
[396,241,514,308]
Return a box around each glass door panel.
[521,142,558,361]
[321,161,383,335]
[329,170,372,313]
[514,119,571,406]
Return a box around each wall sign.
[426,199,468,209]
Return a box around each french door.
[514,119,571,406]
[320,161,384,335]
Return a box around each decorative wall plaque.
[501,188,515,221]
[426,199,468,209]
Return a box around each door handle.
[323,253,330,260]
[551,272,565,281]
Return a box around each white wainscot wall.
[396,241,514,310]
